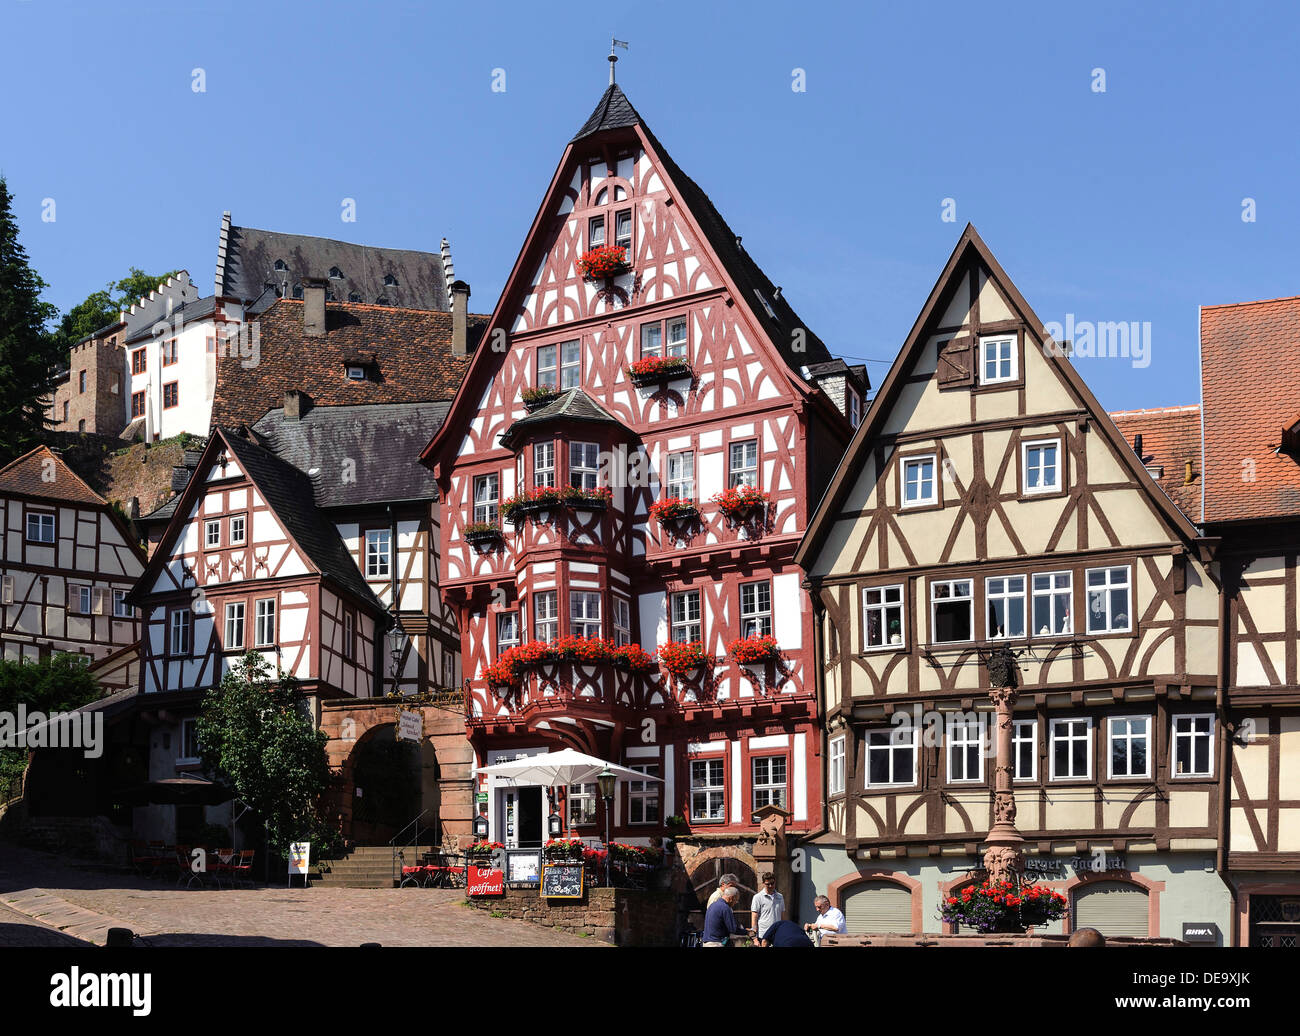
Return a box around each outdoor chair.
[229,850,255,888]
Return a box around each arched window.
[1072,880,1150,938]
[292,283,303,299]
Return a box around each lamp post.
[473,810,489,842]
[982,647,1025,885]
[596,766,616,887]
[548,810,563,840]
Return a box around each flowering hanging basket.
[939,878,1068,934]
[649,497,699,525]
[711,485,770,523]
[728,635,781,666]
[627,356,693,386]
[578,245,629,280]
[657,640,711,678]
[463,522,503,546]
[612,643,657,673]
[500,487,564,523]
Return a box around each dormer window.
[383,273,398,287]
[348,291,362,303]
[329,267,343,279]
[375,296,390,306]
[292,283,303,299]
[346,366,367,381]
[274,259,288,272]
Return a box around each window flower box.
[711,485,770,523]
[483,656,518,687]
[463,522,503,547]
[649,497,699,525]
[554,635,614,665]
[465,841,504,861]
[657,640,711,678]
[562,486,612,511]
[511,640,558,669]
[543,838,586,862]
[727,634,781,666]
[939,878,1068,934]
[627,356,693,386]
[577,245,629,280]
[521,387,560,411]
[500,487,565,523]
[612,643,656,673]
[610,842,663,865]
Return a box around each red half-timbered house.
[421,82,865,885]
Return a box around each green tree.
[0,178,61,465]
[195,653,332,858]
[0,655,102,786]
[49,267,182,352]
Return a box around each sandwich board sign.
[288,842,311,887]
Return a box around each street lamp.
[548,810,563,840]
[473,811,489,841]
[596,766,616,887]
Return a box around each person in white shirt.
[804,894,847,944]
[749,872,786,944]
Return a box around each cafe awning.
[476,748,662,787]
[114,776,235,806]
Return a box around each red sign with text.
[467,866,504,896]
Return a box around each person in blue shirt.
[702,885,745,946]
[764,919,814,947]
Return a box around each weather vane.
[609,36,628,85]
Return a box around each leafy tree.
[0,178,61,464]
[49,267,182,351]
[112,267,181,310]
[0,655,103,786]
[195,652,332,858]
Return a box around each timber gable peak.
[797,224,1202,569]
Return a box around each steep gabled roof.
[571,83,643,141]
[1200,295,1300,524]
[796,224,1202,567]
[1109,405,1202,522]
[0,446,108,507]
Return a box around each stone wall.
[467,886,679,946]
[822,932,1186,948]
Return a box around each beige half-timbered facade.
[796,226,1231,941]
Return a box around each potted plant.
[511,640,557,670]
[543,838,586,862]
[711,484,770,524]
[612,643,656,673]
[521,386,560,410]
[627,355,693,386]
[649,496,699,525]
[939,878,1068,934]
[500,486,564,524]
[465,840,504,863]
[577,244,628,280]
[657,640,711,678]
[463,521,503,547]
[727,634,781,666]
[483,653,519,688]
[554,635,613,666]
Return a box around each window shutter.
[1072,881,1149,938]
[937,336,974,389]
[843,882,913,934]
[93,588,107,615]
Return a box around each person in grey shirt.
[749,872,786,944]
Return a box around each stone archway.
[678,843,760,913]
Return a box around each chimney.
[285,389,312,421]
[303,277,328,337]
[450,280,471,356]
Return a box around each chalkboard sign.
[542,863,584,899]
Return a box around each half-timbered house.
[421,80,865,893]
[0,446,144,687]
[795,226,1229,941]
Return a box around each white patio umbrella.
[476,748,661,787]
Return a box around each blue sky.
[3,0,1298,411]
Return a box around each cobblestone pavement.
[0,844,599,948]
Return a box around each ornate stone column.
[982,648,1024,884]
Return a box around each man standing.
[804,894,847,945]
[702,885,744,947]
[706,872,738,910]
[749,872,785,945]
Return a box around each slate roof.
[253,402,449,508]
[498,388,628,449]
[216,218,450,312]
[124,295,219,344]
[572,83,643,141]
[209,298,482,429]
[0,446,107,506]
[1200,295,1300,524]
[1109,405,1202,522]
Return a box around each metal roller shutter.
[1072,881,1150,938]
[843,882,913,934]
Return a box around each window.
[627,762,660,824]
[866,727,916,787]
[570,591,601,639]
[612,597,631,647]
[588,215,605,248]
[1013,719,1037,781]
[946,716,985,783]
[614,209,632,251]
[497,609,521,654]
[1050,718,1092,780]
[365,529,391,578]
[224,602,245,650]
[206,336,216,353]
[346,366,366,381]
[170,610,192,655]
[1,575,12,605]
[78,420,85,433]
[131,349,146,374]
[162,382,178,409]
[328,266,343,279]
[665,316,687,358]
[1032,571,1073,636]
[534,591,558,643]
[274,259,288,272]
[162,340,178,366]
[902,455,936,507]
[131,391,145,419]
[1086,566,1131,634]
[26,512,55,544]
[78,370,86,393]
[1172,714,1214,777]
[113,589,132,618]
[180,719,201,763]
[641,317,688,359]
[863,584,904,648]
[533,442,555,487]
[62,401,68,422]
[255,599,276,647]
[929,579,973,643]
[728,440,758,488]
[343,614,354,661]
[739,581,772,637]
[1023,439,1061,494]
[384,273,398,287]
[980,335,1016,384]
[204,519,221,549]
[751,756,787,810]
[986,575,1027,639]
[569,783,598,826]
[71,585,92,614]
[849,392,861,428]
[690,758,725,821]
[111,373,120,394]
[1108,716,1150,778]
[569,442,599,491]
[229,515,245,545]
[671,590,701,643]
[828,735,846,796]
[473,473,499,525]
[666,451,695,500]
[640,322,662,359]
[538,341,580,392]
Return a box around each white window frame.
[628,762,660,825]
[979,334,1017,385]
[1086,566,1133,635]
[862,584,905,649]
[71,584,92,615]
[497,609,520,655]
[666,450,695,500]
[1049,717,1093,781]
[112,589,132,618]
[640,321,663,359]
[534,591,558,643]
[533,442,555,488]
[343,613,355,661]
[568,783,598,826]
[1013,718,1037,781]
[985,574,1027,640]
[866,727,917,788]
[1107,715,1151,780]
[229,514,246,545]
[179,718,201,765]
[559,340,580,390]
[1171,714,1214,778]
[570,591,602,639]
[739,580,772,638]
[537,344,558,390]
[614,208,632,251]
[1022,438,1062,495]
[472,474,499,525]
[569,442,599,491]
[588,214,605,249]
[929,578,974,644]
[751,755,788,810]
[690,758,726,822]
[901,455,936,508]
[170,609,191,655]
[670,590,701,644]
[224,601,245,651]
[365,529,391,578]
[728,439,758,489]
[1,575,12,605]
[1032,571,1073,637]
[946,715,986,784]
[612,597,631,647]
[828,735,846,796]
[26,511,55,544]
[255,598,276,648]
[204,519,221,549]
[666,316,688,358]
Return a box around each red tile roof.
[0,446,108,507]
[1200,295,1300,523]
[1109,405,1202,522]
[210,299,483,429]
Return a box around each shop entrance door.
[499,786,544,848]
